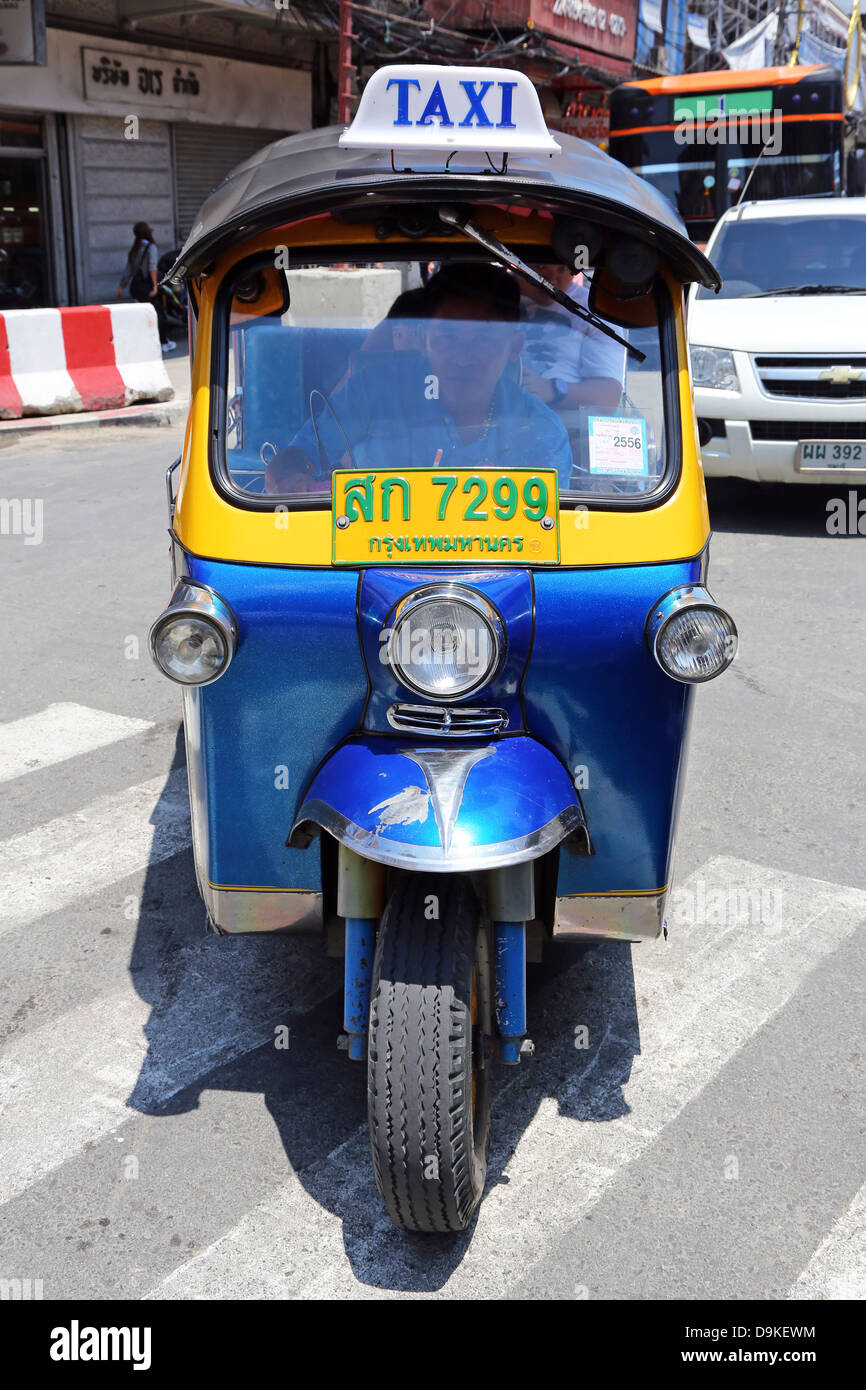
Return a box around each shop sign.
[530,0,638,61]
[558,96,610,145]
[82,46,206,108]
[0,0,47,65]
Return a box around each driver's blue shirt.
[290,352,573,484]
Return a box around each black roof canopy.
[170,124,720,291]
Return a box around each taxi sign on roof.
[339,65,561,157]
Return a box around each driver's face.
[425,296,522,406]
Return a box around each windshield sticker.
[587,417,648,476]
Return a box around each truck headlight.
[690,346,739,392]
[647,586,737,684]
[150,581,237,686]
[383,585,502,700]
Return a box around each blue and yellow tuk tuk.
[151,65,734,1232]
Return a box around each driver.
[265,263,572,494]
[518,262,625,413]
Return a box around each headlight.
[690,346,739,392]
[647,586,737,684]
[384,585,502,700]
[150,581,237,686]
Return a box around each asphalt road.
[0,424,864,1300]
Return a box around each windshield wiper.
[743,284,866,298]
[437,204,646,362]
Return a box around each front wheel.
[368,874,492,1233]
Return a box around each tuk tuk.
[151,65,734,1234]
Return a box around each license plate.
[796,440,866,471]
[331,468,560,565]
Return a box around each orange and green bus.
[608,65,847,241]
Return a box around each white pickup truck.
[688,197,866,484]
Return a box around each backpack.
[129,242,152,298]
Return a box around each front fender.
[290,736,589,873]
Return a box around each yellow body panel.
[174,238,710,568]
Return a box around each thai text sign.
[530,0,638,62]
[331,468,561,564]
[82,46,205,107]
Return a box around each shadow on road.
[126,733,641,1294]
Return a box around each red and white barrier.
[0,304,173,419]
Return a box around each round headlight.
[385,588,501,700]
[152,614,228,685]
[655,605,737,683]
[149,581,237,686]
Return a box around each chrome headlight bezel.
[690,345,740,392]
[383,583,504,703]
[646,585,737,685]
[149,580,238,686]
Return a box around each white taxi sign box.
[339,65,561,157]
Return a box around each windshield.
[697,215,866,299]
[219,255,672,505]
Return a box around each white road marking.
[0,943,340,1206]
[787,1180,866,1299]
[0,703,152,784]
[0,767,190,937]
[145,856,866,1300]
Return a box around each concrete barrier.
[0,304,173,419]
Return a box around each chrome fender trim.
[295,797,588,874]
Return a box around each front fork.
[337,845,534,1065]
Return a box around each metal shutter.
[72,115,174,305]
[171,124,289,243]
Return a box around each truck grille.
[386,703,509,737]
[753,356,866,401]
[750,420,866,442]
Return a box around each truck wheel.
[368,874,492,1233]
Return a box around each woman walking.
[117,221,176,353]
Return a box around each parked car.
[688,198,866,483]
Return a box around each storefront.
[0,26,310,306]
[0,111,55,309]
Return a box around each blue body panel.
[180,554,700,900]
[525,558,702,894]
[184,556,367,889]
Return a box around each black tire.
[368,874,492,1233]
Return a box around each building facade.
[0,1,327,308]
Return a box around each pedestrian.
[116,221,176,354]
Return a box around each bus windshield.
[618,128,839,230]
[608,69,844,238]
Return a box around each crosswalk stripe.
[0,767,191,937]
[145,856,866,1300]
[786,1179,866,1299]
[0,942,340,1206]
[0,703,152,784]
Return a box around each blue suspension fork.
[338,845,385,1061]
[490,863,535,1065]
